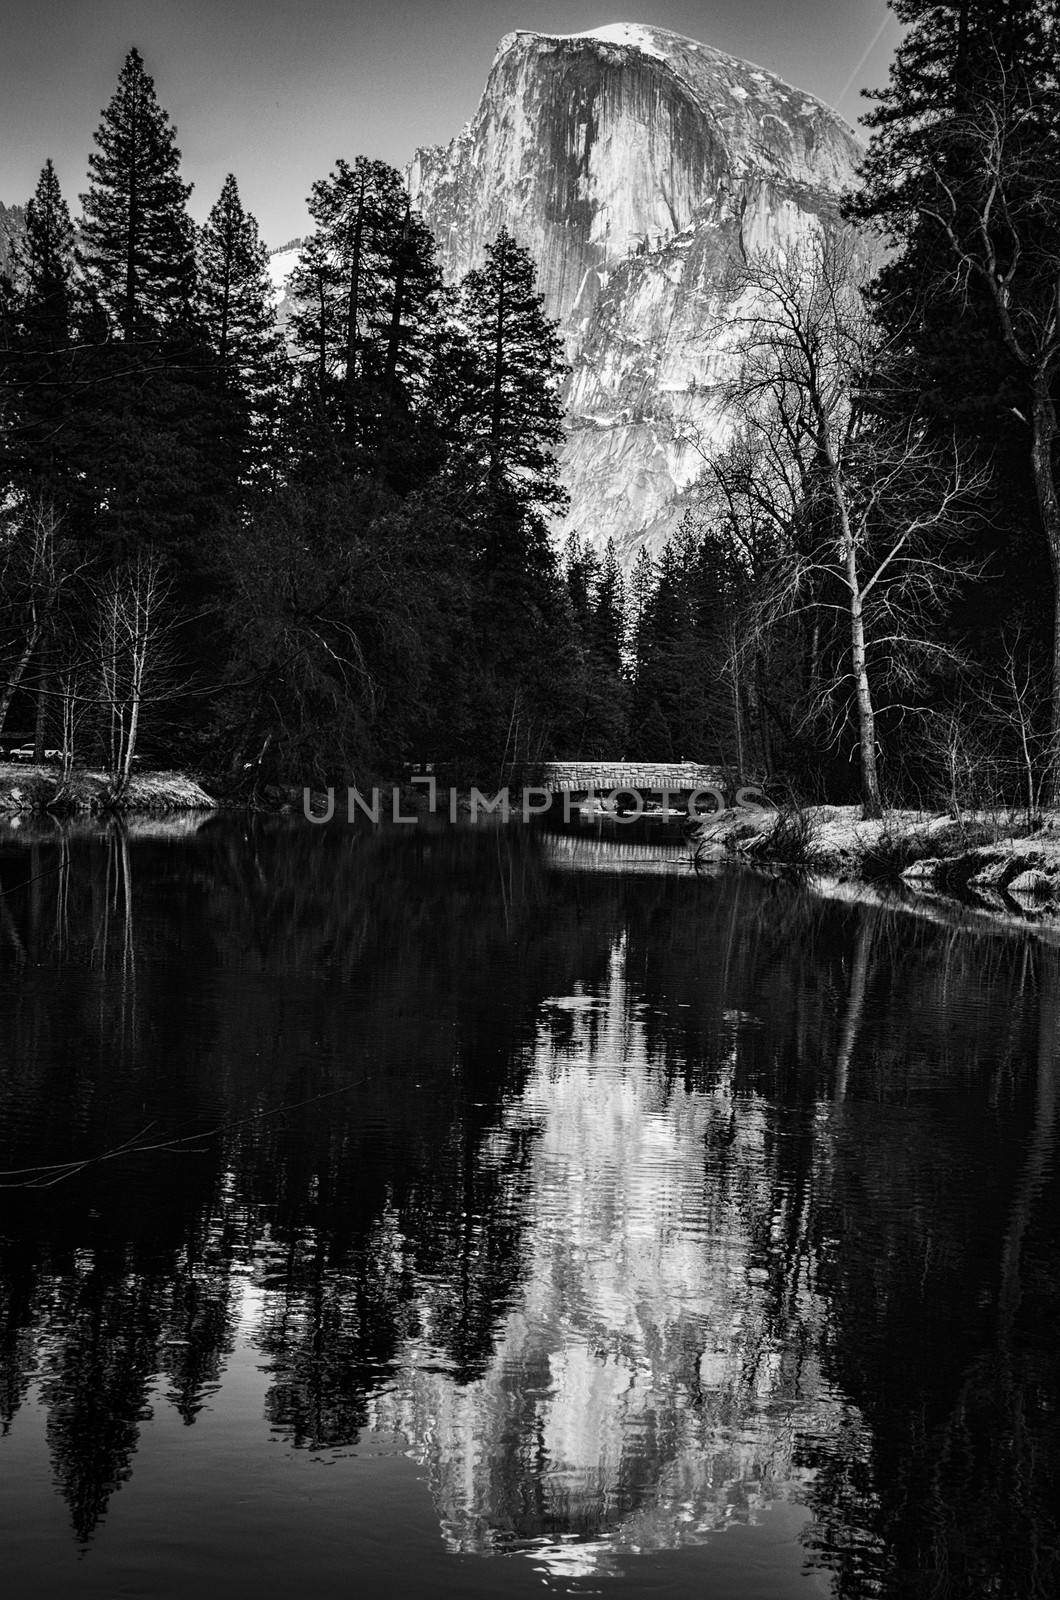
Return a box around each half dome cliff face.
[409,24,866,563]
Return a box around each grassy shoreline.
[691,803,1060,913]
[6,765,1060,925]
[0,761,216,815]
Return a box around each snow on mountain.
[495,21,671,61]
[266,241,303,338]
[410,23,869,562]
[266,244,301,300]
[568,21,669,56]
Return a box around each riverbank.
[692,803,1060,913]
[0,762,216,815]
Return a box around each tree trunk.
[315,269,328,392]
[0,626,40,736]
[849,582,883,818]
[830,452,883,819]
[489,254,507,487]
[119,591,150,792]
[756,663,774,776]
[59,677,77,775]
[342,174,367,453]
[731,658,745,783]
[33,669,48,762]
[219,230,232,369]
[1032,376,1060,807]
[121,682,141,792]
[382,210,410,399]
[124,104,139,340]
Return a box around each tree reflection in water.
[0,816,1056,1597]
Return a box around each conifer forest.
[1,4,1059,816]
[4,12,1060,1599]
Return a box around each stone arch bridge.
[534,761,732,797]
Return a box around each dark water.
[0,815,1057,1599]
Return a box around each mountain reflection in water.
[0,816,1056,1600]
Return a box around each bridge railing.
[404,760,769,805]
[533,761,732,794]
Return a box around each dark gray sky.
[1,1,900,248]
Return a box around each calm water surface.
[0,815,1056,1599]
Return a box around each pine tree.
[457,229,568,521]
[627,546,656,651]
[1,160,78,494]
[592,539,626,674]
[66,49,233,576]
[559,533,629,754]
[562,531,600,626]
[846,1,1056,376]
[197,174,283,486]
[288,157,440,479]
[289,229,336,396]
[20,160,75,351]
[79,47,195,339]
[442,225,571,743]
[629,528,731,763]
[846,0,1060,792]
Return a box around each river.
[0,814,1056,1598]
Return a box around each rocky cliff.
[409,24,865,561]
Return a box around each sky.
[0,1,901,249]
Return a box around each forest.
[0,0,1058,815]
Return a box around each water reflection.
[370,934,838,1575]
[0,817,1057,1599]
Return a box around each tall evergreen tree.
[628,526,750,767]
[846,1,1057,392]
[79,47,195,339]
[390,231,574,769]
[560,533,629,756]
[288,157,440,480]
[442,226,572,766]
[592,539,627,675]
[197,173,283,487]
[627,547,656,650]
[457,229,568,522]
[1,160,78,494]
[19,160,75,351]
[289,229,334,396]
[846,0,1060,791]
[66,48,231,574]
[562,531,601,627]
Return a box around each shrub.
[757,805,819,866]
[856,825,934,882]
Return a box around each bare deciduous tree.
[979,625,1056,821]
[0,501,80,739]
[710,233,987,817]
[89,552,183,792]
